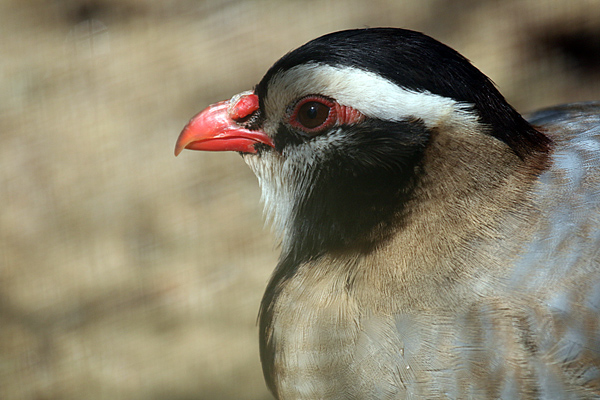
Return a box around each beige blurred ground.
[1,0,599,399]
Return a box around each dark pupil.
[298,101,329,129]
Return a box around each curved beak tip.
[174,124,192,156]
[174,141,182,156]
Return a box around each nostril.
[230,93,260,122]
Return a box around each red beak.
[175,92,275,156]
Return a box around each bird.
[175,28,600,399]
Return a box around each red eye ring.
[288,96,337,134]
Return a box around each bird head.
[175,28,550,266]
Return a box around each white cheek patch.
[243,151,299,246]
[243,131,344,248]
[263,63,481,133]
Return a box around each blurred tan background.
[1,0,599,399]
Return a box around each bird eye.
[298,101,329,128]
[289,96,336,133]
